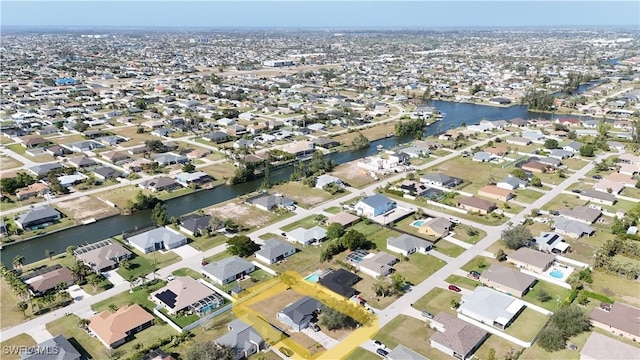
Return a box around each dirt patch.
[331,163,377,189]
[206,201,273,227]
[56,196,120,221]
[250,289,306,330]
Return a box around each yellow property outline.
[229,271,378,359]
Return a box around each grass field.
[396,254,447,285]
[1,280,31,330]
[270,181,347,209]
[413,287,463,317]
[280,214,323,232]
[520,330,591,360]
[541,193,586,212]
[92,280,166,312]
[423,156,513,194]
[116,241,182,280]
[445,274,480,290]
[171,268,204,280]
[514,188,545,203]
[0,333,37,360]
[474,334,523,360]
[434,240,466,258]
[373,315,439,359]
[461,256,497,274]
[345,348,375,360]
[199,162,236,181]
[451,224,487,244]
[587,271,640,306]
[562,158,588,171]
[188,234,228,251]
[324,206,341,214]
[523,281,573,312]
[503,307,549,342]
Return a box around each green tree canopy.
[340,229,370,251]
[511,168,528,181]
[501,225,532,250]
[151,203,168,226]
[326,223,345,240]
[350,132,370,150]
[186,342,234,360]
[320,306,358,330]
[544,139,559,149]
[227,235,260,257]
[579,145,595,157]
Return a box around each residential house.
[418,217,453,239]
[179,214,211,237]
[557,118,580,127]
[521,161,550,174]
[496,177,528,191]
[355,194,396,217]
[20,335,82,360]
[589,302,640,341]
[277,296,322,332]
[386,233,434,256]
[603,173,636,188]
[485,146,508,157]
[618,153,639,166]
[562,141,583,153]
[313,137,340,149]
[89,304,155,349]
[579,189,617,206]
[317,269,360,298]
[472,152,495,163]
[67,156,99,170]
[127,227,188,254]
[457,196,496,215]
[214,319,266,360]
[429,312,487,360]
[358,252,399,278]
[315,174,342,189]
[282,141,315,158]
[24,266,75,295]
[505,137,531,146]
[458,287,526,330]
[74,240,132,273]
[619,163,638,176]
[507,247,555,274]
[202,131,230,144]
[15,205,61,230]
[325,212,360,228]
[397,180,430,196]
[15,182,50,200]
[20,136,49,148]
[558,206,601,224]
[246,193,294,211]
[549,149,574,159]
[420,173,463,188]
[175,171,212,187]
[151,276,222,315]
[580,331,639,360]
[479,264,537,297]
[522,131,545,142]
[202,256,255,285]
[102,151,129,164]
[186,148,211,159]
[287,226,327,246]
[538,157,562,167]
[552,217,595,239]
[255,238,296,264]
[478,185,513,202]
[27,163,64,177]
[151,153,188,166]
[139,177,182,192]
[93,167,123,181]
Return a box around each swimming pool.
[304,272,320,282]
[549,269,564,279]
[411,219,426,227]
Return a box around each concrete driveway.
[67,284,91,302]
[301,328,339,349]
[30,325,53,343]
[171,244,201,258]
[102,269,127,286]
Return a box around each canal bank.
[0,100,600,266]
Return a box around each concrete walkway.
[442,233,472,249]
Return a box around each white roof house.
[287,226,327,246]
[127,227,188,254]
[458,287,526,330]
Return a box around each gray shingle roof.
[480,264,537,293]
[202,256,254,282]
[215,319,264,354]
[21,335,82,360]
[16,205,60,226]
[128,227,186,250]
[279,296,322,325]
[387,233,433,251]
[256,239,296,260]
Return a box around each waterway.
[0,100,599,266]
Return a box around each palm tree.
[71,261,87,282]
[12,255,25,270]
[119,259,131,271]
[88,275,101,292]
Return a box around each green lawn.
[396,254,447,285]
[562,158,588,171]
[171,268,203,280]
[116,244,181,280]
[461,256,497,274]
[451,224,486,244]
[160,308,199,328]
[413,288,463,317]
[587,271,640,306]
[520,330,591,360]
[216,268,273,293]
[373,315,440,359]
[540,193,586,212]
[270,181,348,209]
[47,313,177,360]
[0,333,37,360]
[445,275,480,290]
[92,280,167,313]
[280,215,323,232]
[474,334,523,360]
[522,281,573,312]
[324,206,341,214]
[350,221,403,250]
[272,244,324,274]
[188,234,228,251]
[434,240,466,258]
[503,307,549,342]
[345,348,375,360]
[422,155,513,194]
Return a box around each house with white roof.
[286,226,327,246]
[458,287,526,330]
[127,227,187,254]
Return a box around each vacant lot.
[0,155,22,170]
[474,334,524,360]
[451,224,487,244]
[461,256,497,275]
[1,280,30,330]
[331,122,396,144]
[374,315,439,359]
[56,196,120,221]
[207,200,285,228]
[541,193,586,212]
[110,126,153,146]
[199,162,236,182]
[271,181,346,209]
[445,275,480,290]
[330,163,378,189]
[503,307,549,342]
[0,333,37,360]
[434,240,465,258]
[424,156,513,194]
[514,188,545,203]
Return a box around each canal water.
[0,101,600,266]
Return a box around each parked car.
[448,285,462,292]
[572,189,581,194]
[279,347,293,357]
[592,175,602,179]
[469,271,481,279]
[281,232,287,237]
[373,340,386,349]
[310,323,321,332]
[449,217,461,224]
[421,311,434,319]
[568,343,578,351]
[376,349,389,357]
[166,275,176,281]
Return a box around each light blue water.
[550,270,564,279]
[411,220,425,227]
[304,273,320,282]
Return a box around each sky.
[1,1,639,28]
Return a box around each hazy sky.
[2,1,639,28]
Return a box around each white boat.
[376,145,384,150]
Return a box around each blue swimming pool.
[304,272,320,282]
[549,269,564,279]
[411,220,425,227]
